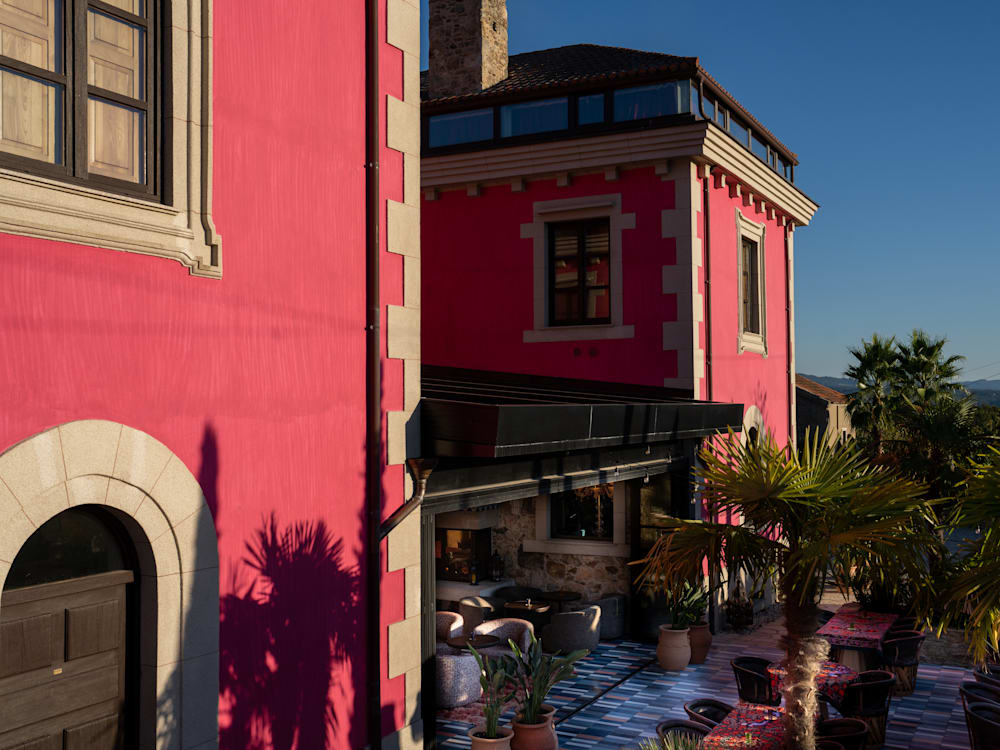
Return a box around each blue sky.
[419,0,1000,380]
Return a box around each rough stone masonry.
[428,0,508,99]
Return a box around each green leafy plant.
[636,735,700,750]
[663,580,708,629]
[468,645,516,739]
[632,428,940,749]
[507,631,587,724]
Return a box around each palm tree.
[895,330,964,399]
[633,429,938,750]
[845,334,898,455]
[940,446,1000,663]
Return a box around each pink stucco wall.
[422,167,682,386]
[703,179,792,443]
[421,164,793,444]
[0,3,406,747]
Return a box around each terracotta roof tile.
[796,375,849,404]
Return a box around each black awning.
[420,366,744,458]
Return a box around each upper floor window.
[0,0,159,198]
[548,218,611,326]
[550,484,614,541]
[428,107,493,147]
[613,81,689,122]
[736,209,767,355]
[500,97,567,137]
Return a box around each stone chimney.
[428,0,508,99]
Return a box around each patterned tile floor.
[435,618,973,749]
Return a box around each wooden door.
[0,571,132,750]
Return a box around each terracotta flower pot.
[688,621,712,664]
[657,625,691,670]
[469,725,514,750]
[511,704,557,750]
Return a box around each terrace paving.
[436,617,973,749]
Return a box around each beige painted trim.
[0,420,219,749]
[0,1,220,278]
[519,194,635,343]
[524,484,628,557]
[735,209,768,357]
[787,225,797,450]
[422,122,819,225]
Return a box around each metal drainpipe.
[364,0,382,746]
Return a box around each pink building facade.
[0,1,423,748]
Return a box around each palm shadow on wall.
[220,512,360,749]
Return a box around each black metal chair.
[655,719,710,742]
[887,616,917,633]
[881,630,925,695]
[961,680,1000,711]
[834,670,896,748]
[974,664,1000,690]
[731,656,781,706]
[965,701,1000,750]
[682,698,734,728]
[816,718,868,750]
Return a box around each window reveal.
[550,484,614,541]
[741,237,761,336]
[548,218,611,326]
[0,0,158,197]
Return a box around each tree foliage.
[632,429,937,750]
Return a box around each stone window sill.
[523,324,635,343]
[522,539,629,557]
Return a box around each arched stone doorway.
[0,421,219,749]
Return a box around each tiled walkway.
[436,619,973,749]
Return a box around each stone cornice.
[422,121,819,226]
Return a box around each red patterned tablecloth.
[816,608,897,650]
[702,703,785,749]
[767,659,858,704]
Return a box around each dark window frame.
[0,0,161,201]
[549,485,615,542]
[547,217,612,327]
[741,236,762,336]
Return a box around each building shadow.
[220,512,360,749]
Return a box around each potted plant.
[681,584,712,664]
[637,736,700,750]
[655,582,699,670]
[507,632,587,750]
[468,645,516,749]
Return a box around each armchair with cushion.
[472,617,534,659]
[541,605,601,653]
[459,596,499,635]
[436,611,464,642]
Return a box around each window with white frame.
[520,194,635,343]
[735,209,767,355]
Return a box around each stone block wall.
[427,0,508,99]
[491,498,631,601]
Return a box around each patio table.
[817,607,897,672]
[767,659,857,704]
[702,703,784,749]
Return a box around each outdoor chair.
[887,616,917,633]
[436,611,464,642]
[974,663,1000,690]
[472,617,533,658]
[731,656,781,706]
[435,650,483,708]
[834,670,896,748]
[683,698,734,728]
[540,605,600,653]
[580,593,626,639]
[816,718,869,750]
[961,680,1000,711]
[881,630,925,695]
[458,596,498,635]
[965,701,1000,750]
[655,719,710,742]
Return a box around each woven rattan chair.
[881,630,924,695]
[682,698,734,728]
[655,719,710,742]
[835,670,896,748]
[731,656,781,706]
[965,701,1000,750]
[816,718,868,750]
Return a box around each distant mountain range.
[800,374,1000,408]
